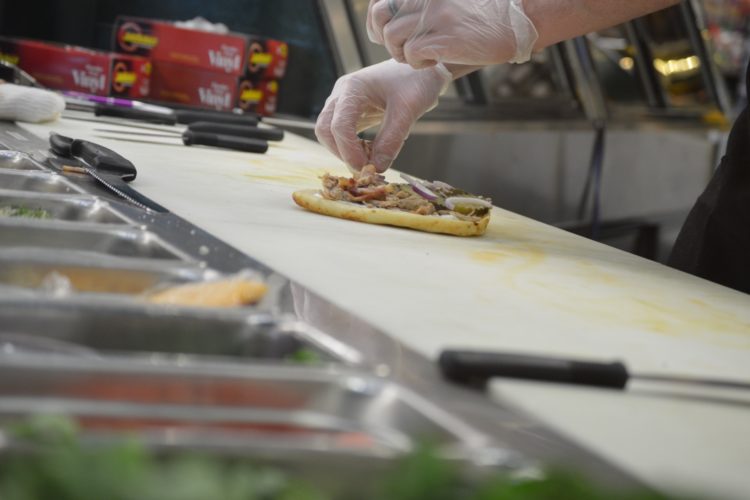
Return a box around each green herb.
[0,416,322,500]
[0,206,51,219]
[379,443,675,500]
[379,443,460,500]
[287,348,322,364]
[0,417,691,500]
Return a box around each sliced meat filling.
[321,165,389,202]
[366,185,435,215]
[319,165,453,218]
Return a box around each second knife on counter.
[92,102,261,127]
[92,120,285,154]
[438,349,750,392]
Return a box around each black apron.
[668,63,750,294]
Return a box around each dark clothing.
[668,64,750,294]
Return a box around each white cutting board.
[22,118,750,498]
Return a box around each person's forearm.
[527,0,681,51]
[444,0,679,77]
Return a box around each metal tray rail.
[0,355,491,464]
[0,151,44,171]
[0,249,217,294]
[0,190,129,224]
[0,300,355,365]
[0,221,190,261]
[0,170,85,195]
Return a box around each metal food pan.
[0,191,128,224]
[0,356,487,462]
[0,301,346,364]
[0,431,401,500]
[0,170,83,194]
[0,251,216,294]
[0,221,188,261]
[0,151,44,171]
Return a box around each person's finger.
[370,103,417,172]
[315,95,341,160]
[356,107,385,133]
[383,12,421,63]
[330,88,370,170]
[367,0,392,44]
[382,12,421,64]
[403,31,446,68]
[315,76,349,158]
[366,0,379,43]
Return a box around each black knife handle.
[71,139,138,181]
[174,110,258,127]
[94,104,177,125]
[188,121,284,142]
[49,133,137,181]
[182,131,268,154]
[439,350,630,390]
[49,132,74,157]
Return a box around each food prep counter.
[2,113,750,498]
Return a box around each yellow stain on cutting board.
[472,245,545,276]
[469,228,750,346]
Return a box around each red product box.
[113,17,288,80]
[150,62,281,115]
[115,17,247,76]
[0,37,150,98]
[237,78,279,116]
[149,61,238,111]
[245,37,288,81]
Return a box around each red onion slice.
[400,172,438,201]
[445,196,492,210]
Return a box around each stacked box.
[239,38,286,115]
[245,38,288,81]
[0,37,151,98]
[237,78,279,115]
[149,61,237,110]
[113,17,287,114]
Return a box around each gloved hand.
[366,0,538,69]
[315,59,451,172]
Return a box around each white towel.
[0,84,65,123]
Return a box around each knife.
[439,349,750,392]
[189,121,283,142]
[94,103,260,127]
[93,103,176,125]
[63,108,314,136]
[48,133,169,213]
[91,130,269,154]
[182,130,269,153]
[95,120,284,142]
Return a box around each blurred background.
[0,0,747,261]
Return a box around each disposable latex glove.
[367,0,538,69]
[315,59,451,172]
